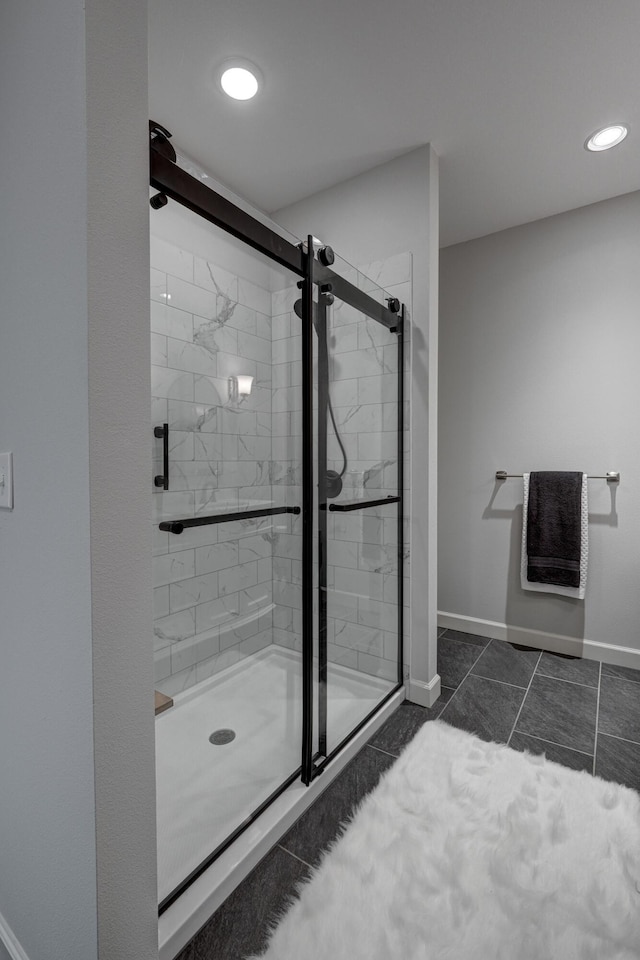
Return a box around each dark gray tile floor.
[176,629,640,960]
[437,627,640,789]
[278,746,395,869]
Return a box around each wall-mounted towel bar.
[496,470,620,483]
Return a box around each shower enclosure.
[149,124,406,912]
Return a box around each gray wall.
[276,146,441,702]
[439,190,640,660]
[0,2,97,956]
[86,1,158,957]
[0,1,157,959]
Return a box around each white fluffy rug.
[251,721,640,960]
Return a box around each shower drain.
[209,728,236,745]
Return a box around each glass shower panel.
[316,269,402,757]
[148,141,408,908]
[151,206,304,908]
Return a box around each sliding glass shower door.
[150,126,404,907]
[151,204,307,911]
[311,254,404,767]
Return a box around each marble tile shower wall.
[270,252,412,682]
[151,235,276,695]
[150,234,410,695]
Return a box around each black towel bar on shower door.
[158,505,301,534]
[326,496,400,512]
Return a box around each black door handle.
[154,423,169,490]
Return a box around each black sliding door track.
[150,150,399,329]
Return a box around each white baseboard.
[438,611,640,671]
[406,674,441,708]
[0,912,30,960]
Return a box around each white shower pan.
[156,644,397,895]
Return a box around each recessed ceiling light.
[585,124,629,152]
[219,59,262,101]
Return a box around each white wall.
[275,146,441,704]
[439,190,640,663]
[0,2,157,959]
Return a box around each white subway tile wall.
[151,227,411,694]
[151,233,280,695]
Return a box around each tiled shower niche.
[151,215,411,697]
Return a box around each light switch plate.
[0,452,13,509]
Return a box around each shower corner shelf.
[155,690,173,716]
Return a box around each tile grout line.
[598,731,640,748]
[367,743,399,760]
[277,844,313,871]
[600,671,640,687]
[506,649,543,746]
[471,673,538,692]
[441,632,489,651]
[511,729,594,758]
[438,644,489,716]
[534,671,599,690]
[592,660,603,776]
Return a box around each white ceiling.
[149,0,640,247]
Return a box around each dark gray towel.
[527,472,583,588]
